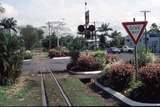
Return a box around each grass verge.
[0,77,42,106]
[59,76,107,106]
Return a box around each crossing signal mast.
[77,1,95,39]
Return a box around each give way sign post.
[122,20,148,81]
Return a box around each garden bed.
[68,70,104,79]
[95,81,160,106]
[97,63,160,105]
[52,56,71,60]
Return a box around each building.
[125,32,160,53]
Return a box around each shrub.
[139,64,160,90]
[67,51,80,70]
[129,45,155,67]
[92,51,106,67]
[48,47,70,58]
[98,64,134,91]
[23,50,32,59]
[67,54,102,72]
[0,32,24,85]
[126,64,160,101]
[106,54,120,64]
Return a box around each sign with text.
[122,21,148,44]
[85,10,90,25]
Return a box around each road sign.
[122,21,148,44]
[85,10,89,25]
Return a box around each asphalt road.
[22,53,133,74]
[117,53,133,62]
[22,58,71,74]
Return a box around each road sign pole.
[122,20,148,82]
[134,45,138,81]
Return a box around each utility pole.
[140,10,151,52]
[46,21,52,49]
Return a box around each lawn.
[59,76,108,106]
[0,76,42,106]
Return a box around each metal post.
[134,45,138,81]
[47,22,52,49]
[133,18,138,81]
[94,21,97,50]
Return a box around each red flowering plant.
[48,47,70,58]
[106,54,120,64]
[139,64,160,90]
[67,54,102,72]
[98,64,134,91]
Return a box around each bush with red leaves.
[139,64,160,90]
[67,54,102,72]
[48,48,69,58]
[106,54,120,64]
[98,64,134,91]
[127,64,160,102]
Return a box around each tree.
[99,34,106,49]
[148,23,160,33]
[36,28,44,40]
[110,31,124,48]
[98,23,112,37]
[0,31,24,85]
[68,37,87,52]
[60,35,73,48]
[42,33,58,49]
[20,25,39,50]
[0,17,17,33]
[98,23,113,49]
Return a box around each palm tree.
[0,17,17,33]
[98,23,113,37]
[98,23,113,49]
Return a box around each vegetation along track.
[40,61,72,106]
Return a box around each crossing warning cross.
[122,21,148,44]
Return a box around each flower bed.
[48,47,70,58]
[67,54,102,72]
[97,63,160,103]
[106,54,120,64]
[98,64,134,91]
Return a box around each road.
[22,57,71,75]
[22,53,133,75]
[117,53,133,63]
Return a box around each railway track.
[40,61,72,106]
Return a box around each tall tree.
[0,17,17,33]
[99,34,106,49]
[42,33,58,49]
[148,23,160,33]
[36,28,44,40]
[110,30,124,48]
[98,23,113,49]
[20,25,39,50]
[98,23,112,37]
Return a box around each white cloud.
[1,0,160,36]
[1,3,18,18]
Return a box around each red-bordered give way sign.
[122,21,148,45]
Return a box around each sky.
[1,0,160,36]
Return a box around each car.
[122,45,134,53]
[107,47,121,54]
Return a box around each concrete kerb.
[95,81,160,106]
